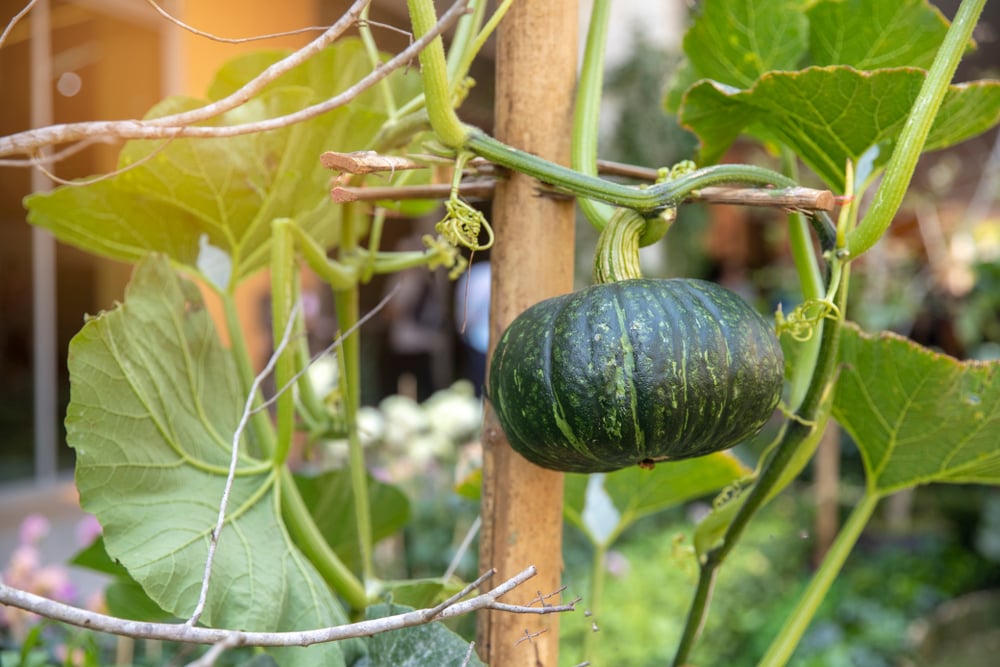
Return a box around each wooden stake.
[477,1,577,665]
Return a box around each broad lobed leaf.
[67,255,358,666]
[668,0,998,190]
[681,68,1000,190]
[25,40,414,286]
[833,323,1000,494]
[364,603,485,667]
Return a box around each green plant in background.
[2,0,1000,665]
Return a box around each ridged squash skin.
[487,278,784,473]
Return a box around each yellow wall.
[176,0,319,365]
[180,0,319,96]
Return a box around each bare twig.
[513,628,548,647]
[687,186,835,211]
[182,637,239,667]
[443,514,481,582]
[30,138,175,186]
[321,150,428,175]
[331,181,495,203]
[250,285,400,416]
[145,0,330,44]
[0,566,575,647]
[0,136,114,168]
[0,0,470,159]
[0,0,39,49]
[188,302,303,627]
[460,641,477,667]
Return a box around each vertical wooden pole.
[478,1,577,665]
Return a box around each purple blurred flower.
[18,514,50,546]
[75,513,102,547]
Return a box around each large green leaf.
[67,255,358,666]
[682,0,810,89]
[364,603,485,667]
[680,68,1000,189]
[564,453,750,547]
[833,323,1000,495]
[667,0,998,190]
[806,0,951,70]
[25,39,404,285]
[294,469,411,576]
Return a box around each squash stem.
[593,208,648,283]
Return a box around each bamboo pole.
[477,1,577,665]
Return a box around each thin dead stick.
[0,136,114,168]
[0,0,39,49]
[31,137,175,187]
[0,0,470,158]
[0,566,575,647]
[188,301,303,628]
[331,181,495,203]
[321,150,428,175]
[688,186,836,211]
[331,179,836,212]
[145,0,330,44]
[250,285,400,416]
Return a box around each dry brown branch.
[0,566,575,647]
[689,186,835,211]
[0,0,470,159]
[0,0,39,49]
[331,181,495,203]
[320,150,429,174]
[144,0,330,44]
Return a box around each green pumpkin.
[487,278,784,473]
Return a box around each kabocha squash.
[487,278,784,473]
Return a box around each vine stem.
[671,271,848,666]
[757,492,881,667]
[278,466,368,610]
[406,0,801,220]
[406,0,468,147]
[846,0,986,256]
[782,147,826,409]
[572,0,614,229]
